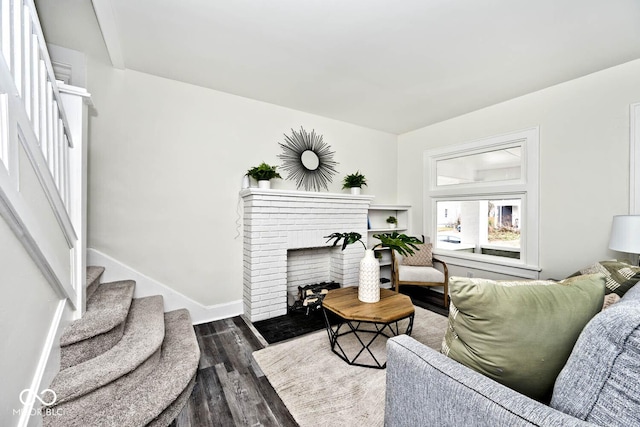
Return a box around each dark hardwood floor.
[169,316,298,427]
[168,287,445,426]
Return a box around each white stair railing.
[0,0,85,312]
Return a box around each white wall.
[84,64,397,307]
[36,0,640,298]
[36,0,398,310]
[0,217,65,427]
[398,59,640,279]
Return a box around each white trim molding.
[90,0,125,69]
[423,127,540,276]
[19,299,71,427]
[87,248,243,324]
[630,103,640,214]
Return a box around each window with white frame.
[424,128,540,273]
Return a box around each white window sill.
[433,249,541,279]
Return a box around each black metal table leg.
[322,308,414,369]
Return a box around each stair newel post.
[59,84,92,317]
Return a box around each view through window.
[436,199,521,259]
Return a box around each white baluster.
[39,60,47,152]
[0,94,7,171]
[31,35,39,136]
[1,0,10,70]
[12,0,22,95]
[22,5,31,119]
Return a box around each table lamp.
[609,215,640,265]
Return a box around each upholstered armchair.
[391,248,449,307]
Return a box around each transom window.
[424,128,539,273]
[436,146,522,186]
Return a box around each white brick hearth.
[241,188,373,322]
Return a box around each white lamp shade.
[609,215,640,253]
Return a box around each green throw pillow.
[441,274,605,402]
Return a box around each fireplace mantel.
[241,188,372,321]
[240,188,375,202]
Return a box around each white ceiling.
[91,0,640,134]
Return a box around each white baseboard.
[87,248,243,324]
[21,299,72,427]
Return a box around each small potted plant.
[247,162,282,189]
[342,171,367,195]
[325,231,422,303]
[386,216,398,229]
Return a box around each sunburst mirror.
[278,127,339,191]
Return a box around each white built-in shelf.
[368,204,411,210]
[367,205,411,236]
[369,227,408,233]
[367,204,411,283]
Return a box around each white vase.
[359,249,380,303]
[241,174,250,189]
[350,187,361,195]
[258,180,271,189]
[388,223,397,229]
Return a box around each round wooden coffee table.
[322,287,415,369]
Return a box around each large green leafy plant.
[325,231,422,257]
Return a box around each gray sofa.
[385,284,640,427]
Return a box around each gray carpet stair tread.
[146,374,196,427]
[50,295,166,404]
[44,309,200,427]
[86,266,105,287]
[85,266,105,301]
[60,319,127,369]
[60,280,135,347]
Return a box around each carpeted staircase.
[43,266,200,427]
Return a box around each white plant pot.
[388,223,397,229]
[359,249,380,303]
[258,180,271,189]
[350,187,361,195]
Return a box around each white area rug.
[252,307,447,427]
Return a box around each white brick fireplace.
[241,188,373,322]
